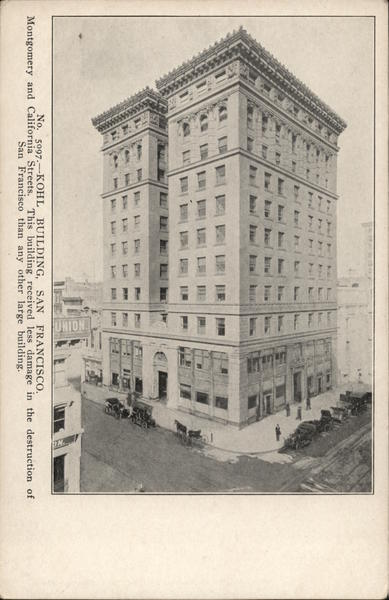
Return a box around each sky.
[53,16,374,281]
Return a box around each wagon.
[104,397,130,419]
[339,391,369,415]
[130,404,156,429]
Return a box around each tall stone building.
[92,28,346,427]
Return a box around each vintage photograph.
[52,16,374,494]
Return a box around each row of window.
[182,136,228,166]
[179,385,228,410]
[178,347,228,373]
[181,105,227,138]
[179,164,226,192]
[176,284,333,303]
[113,169,143,190]
[112,143,142,169]
[110,191,168,212]
[110,215,168,235]
[107,114,166,142]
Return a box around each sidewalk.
[150,387,346,456]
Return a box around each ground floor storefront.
[95,331,337,428]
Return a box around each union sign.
[54,316,91,340]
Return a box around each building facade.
[92,28,346,427]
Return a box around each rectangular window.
[122,312,128,327]
[215,224,226,244]
[278,315,284,333]
[124,173,130,186]
[111,288,117,300]
[113,177,118,189]
[294,210,300,226]
[160,239,168,255]
[218,137,228,154]
[215,194,225,215]
[111,243,116,256]
[275,152,281,166]
[135,287,141,301]
[264,285,271,302]
[277,286,284,301]
[248,395,257,410]
[122,264,128,278]
[216,285,226,301]
[264,199,272,218]
[247,105,254,128]
[54,406,65,433]
[262,145,268,160]
[197,317,206,335]
[249,285,256,303]
[197,285,206,302]
[215,396,228,410]
[110,266,116,279]
[278,259,284,275]
[160,216,168,231]
[122,287,128,300]
[197,228,206,246]
[294,185,300,200]
[264,228,272,247]
[134,215,140,229]
[275,124,281,143]
[215,255,225,273]
[180,231,188,249]
[249,225,257,243]
[250,166,257,185]
[179,259,188,275]
[294,286,299,301]
[182,150,190,165]
[137,169,142,182]
[278,231,285,248]
[160,192,168,208]
[216,318,225,336]
[278,205,284,222]
[197,171,206,190]
[134,313,140,328]
[264,256,271,274]
[197,257,206,274]
[180,383,191,400]
[111,221,116,235]
[180,176,188,193]
[215,165,226,185]
[180,204,188,222]
[294,314,299,330]
[160,264,168,279]
[134,239,140,254]
[180,286,189,301]
[278,178,284,195]
[160,287,168,302]
[200,144,208,160]
[122,218,128,233]
[262,114,268,134]
[111,198,116,212]
[292,161,296,173]
[247,137,254,152]
[197,199,206,218]
[196,391,209,405]
[249,317,256,336]
[111,312,117,326]
[264,316,271,334]
[294,260,300,276]
[122,241,128,255]
[308,287,314,300]
[249,254,257,273]
[250,195,257,214]
[181,316,188,330]
[292,134,297,152]
[134,191,140,206]
[122,195,128,209]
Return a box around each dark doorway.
[135,377,143,394]
[158,371,167,399]
[317,376,323,394]
[307,375,313,398]
[264,393,272,415]
[293,372,302,402]
[53,454,65,493]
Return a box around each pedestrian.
[285,402,290,417]
[297,406,302,420]
[275,424,281,442]
[306,396,311,410]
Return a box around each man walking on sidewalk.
[275,424,281,442]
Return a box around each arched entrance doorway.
[153,351,168,402]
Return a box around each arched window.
[183,122,190,137]
[124,149,130,163]
[113,154,118,168]
[219,105,227,123]
[200,113,208,132]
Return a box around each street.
[80,394,372,493]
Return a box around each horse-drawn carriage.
[104,397,130,419]
[129,403,156,429]
[174,419,204,446]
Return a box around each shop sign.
[54,316,91,340]
[53,434,79,450]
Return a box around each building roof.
[92,86,167,132]
[156,27,346,134]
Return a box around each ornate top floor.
[92,87,168,133]
[156,27,347,136]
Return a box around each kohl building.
[92,28,346,428]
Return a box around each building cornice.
[156,27,346,135]
[92,87,168,133]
